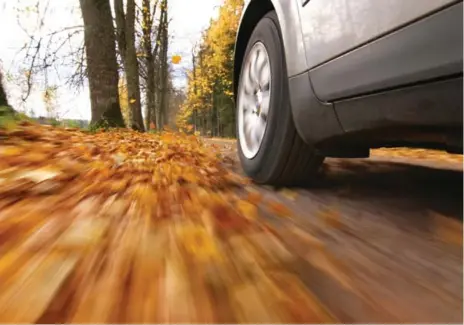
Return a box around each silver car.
[233,0,463,185]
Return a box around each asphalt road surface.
[206,138,463,323]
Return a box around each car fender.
[233,0,308,100]
[234,0,345,148]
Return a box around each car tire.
[236,11,324,186]
[237,11,324,186]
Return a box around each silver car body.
[234,0,463,152]
[241,0,458,76]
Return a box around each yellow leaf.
[267,200,293,218]
[177,224,220,261]
[280,188,298,201]
[172,55,182,64]
[129,98,137,104]
[236,199,258,220]
[0,146,23,156]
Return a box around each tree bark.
[79,0,124,127]
[157,0,169,130]
[0,72,9,107]
[191,48,198,133]
[114,0,145,131]
[142,0,158,131]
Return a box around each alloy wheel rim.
[237,41,272,159]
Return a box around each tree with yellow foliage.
[178,0,242,137]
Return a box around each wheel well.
[233,0,274,101]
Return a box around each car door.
[297,0,460,101]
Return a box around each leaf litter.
[0,121,336,323]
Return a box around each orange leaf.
[245,191,263,205]
[171,55,182,64]
[267,200,293,218]
[318,207,342,229]
[236,199,259,220]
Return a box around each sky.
[0,0,222,121]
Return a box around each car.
[233,0,463,185]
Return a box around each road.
[206,138,463,323]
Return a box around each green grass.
[0,105,34,129]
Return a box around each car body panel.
[264,0,308,76]
[309,2,463,102]
[335,77,463,133]
[288,72,344,147]
[298,0,458,69]
[234,0,308,92]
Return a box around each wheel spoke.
[259,61,270,90]
[244,111,253,127]
[250,126,259,147]
[248,56,256,86]
[245,122,252,138]
[245,113,255,136]
[260,90,270,116]
[255,118,265,139]
[241,94,254,112]
[244,66,254,94]
[255,53,265,83]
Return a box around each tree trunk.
[191,49,198,133]
[155,57,162,129]
[79,0,124,127]
[142,0,158,131]
[216,96,220,137]
[157,0,169,130]
[114,0,145,132]
[152,15,163,129]
[0,72,9,107]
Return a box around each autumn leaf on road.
[236,199,259,220]
[279,188,298,201]
[245,188,263,205]
[318,207,343,229]
[266,200,293,218]
[0,120,332,323]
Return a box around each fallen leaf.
[266,200,293,218]
[430,211,463,246]
[318,207,343,229]
[177,224,221,261]
[236,199,259,220]
[245,190,263,205]
[279,188,298,201]
[0,146,23,156]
